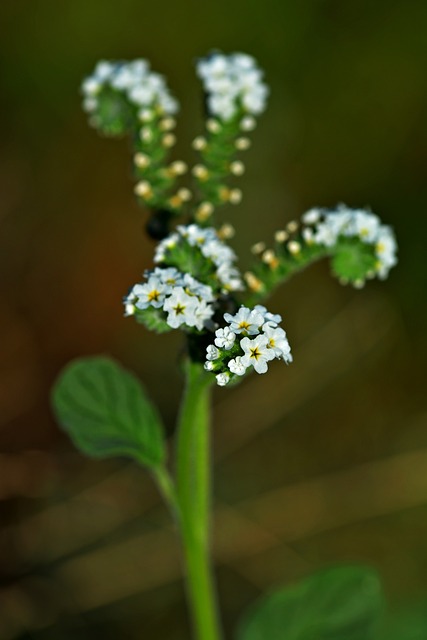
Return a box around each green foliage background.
[0,0,426,638]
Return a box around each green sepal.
[237,565,384,640]
[92,87,138,137]
[51,356,166,468]
[135,306,172,333]
[331,238,377,283]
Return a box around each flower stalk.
[176,360,222,640]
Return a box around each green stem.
[152,466,180,519]
[176,360,222,640]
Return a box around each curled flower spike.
[247,205,398,303]
[81,59,189,217]
[204,305,292,386]
[191,52,268,221]
[308,206,398,281]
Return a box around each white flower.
[375,226,398,278]
[191,299,215,331]
[133,276,168,309]
[206,345,220,361]
[354,210,380,243]
[82,59,179,116]
[202,239,236,264]
[216,372,230,386]
[302,208,322,225]
[214,326,236,349]
[254,305,282,327]
[262,325,292,362]
[154,232,179,262]
[196,52,269,121]
[216,263,244,292]
[94,61,115,81]
[123,291,137,316]
[182,274,214,302]
[240,335,275,374]
[204,361,215,371]
[228,356,247,376]
[224,306,264,335]
[153,267,183,287]
[163,287,198,328]
[216,371,230,387]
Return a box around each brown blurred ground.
[0,0,426,638]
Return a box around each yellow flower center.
[249,347,262,361]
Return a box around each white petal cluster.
[196,52,269,121]
[124,267,214,331]
[154,224,244,292]
[82,59,179,115]
[305,205,398,279]
[204,305,292,386]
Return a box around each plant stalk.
[176,360,222,640]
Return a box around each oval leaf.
[237,565,384,640]
[379,601,427,640]
[51,356,165,467]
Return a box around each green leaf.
[379,601,427,640]
[237,566,384,640]
[51,356,165,467]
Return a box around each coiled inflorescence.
[245,205,398,300]
[302,206,398,281]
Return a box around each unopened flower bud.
[251,241,266,255]
[195,202,214,221]
[134,152,150,169]
[286,220,299,233]
[240,116,256,131]
[218,223,235,240]
[287,240,301,255]
[235,137,251,150]
[134,181,153,198]
[230,161,245,176]
[192,164,209,180]
[177,188,192,202]
[160,117,176,131]
[229,188,242,204]
[207,119,221,134]
[169,160,188,175]
[140,127,153,142]
[138,109,154,122]
[244,271,264,292]
[162,133,176,147]
[262,250,279,269]
[192,136,207,150]
[274,230,288,243]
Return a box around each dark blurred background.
[1,0,427,637]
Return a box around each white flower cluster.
[154,224,244,293]
[82,59,179,116]
[196,52,269,121]
[302,205,398,279]
[205,305,292,386]
[124,267,214,331]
